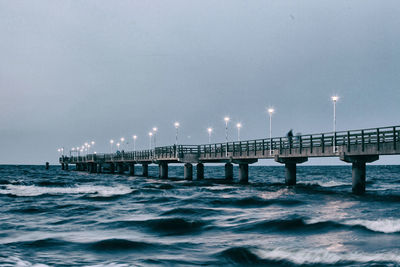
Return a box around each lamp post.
[110,139,114,153]
[236,123,242,141]
[116,142,120,151]
[152,127,157,148]
[224,117,230,157]
[149,132,153,150]
[174,122,180,146]
[331,96,339,153]
[132,135,137,151]
[268,108,275,155]
[132,135,137,160]
[207,127,213,143]
[224,117,230,142]
[120,137,125,151]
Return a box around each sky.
[0,0,399,165]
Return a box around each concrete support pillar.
[118,163,124,174]
[91,163,97,173]
[65,164,69,171]
[110,163,115,174]
[239,163,249,183]
[275,157,308,186]
[225,163,233,180]
[142,164,148,177]
[340,155,379,195]
[184,163,193,180]
[82,163,87,171]
[61,163,65,170]
[196,163,204,180]
[97,164,102,173]
[352,161,366,194]
[76,164,80,171]
[159,162,168,179]
[129,163,135,176]
[285,163,296,186]
[87,163,92,173]
[45,162,49,170]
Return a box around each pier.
[59,125,400,194]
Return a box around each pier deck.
[60,125,400,194]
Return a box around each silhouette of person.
[287,129,293,147]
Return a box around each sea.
[0,164,400,266]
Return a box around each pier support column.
[340,155,379,194]
[97,164,102,173]
[184,163,193,180]
[129,163,135,176]
[76,164,80,171]
[197,163,204,180]
[239,164,249,183]
[91,163,97,173]
[225,163,233,181]
[142,164,148,177]
[61,163,65,170]
[87,163,91,173]
[109,163,115,174]
[65,164,69,171]
[117,163,124,174]
[284,163,296,185]
[275,157,308,186]
[159,162,168,179]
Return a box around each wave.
[255,247,400,265]
[344,219,400,234]
[301,180,351,188]
[160,207,220,217]
[88,238,160,252]
[0,256,50,267]
[6,237,163,253]
[0,184,133,197]
[103,217,207,235]
[218,247,293,266]
[211,196,303,207]
[237,217,400,235]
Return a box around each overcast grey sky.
[0,0,399,165]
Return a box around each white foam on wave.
[345,219,400,234]
[256,247,400,265]
[2,256,49,267]
[0,184,133,197]
[303,180,350,187]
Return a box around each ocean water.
[1,165,400,266]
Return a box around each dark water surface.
[1,165,400,266]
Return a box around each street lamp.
[149,132,153,150]
[224,117,230,142]
[236,123,242,141]
[268,108,275,155]
[120,137,125,150]
[174,122,180,146]
[132,135,137,151]
[110,139,114,153]
[224,117,230,157]
[207,127,213,143]
[116,142,120,151]
[152,127,157,148]
[331,96,339,152]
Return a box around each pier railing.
[60,125,400,164]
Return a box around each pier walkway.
[59,125,400,194]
